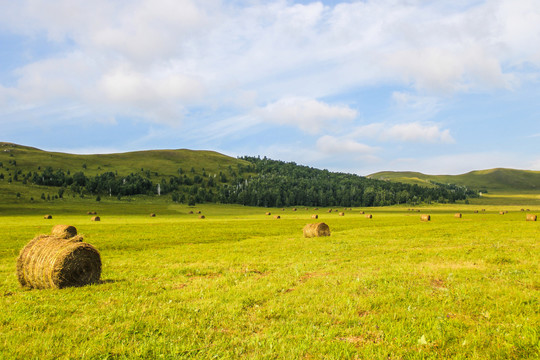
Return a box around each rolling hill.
[368,168,540,193]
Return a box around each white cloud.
[352,121,454,144]
[255,97,357,134]
[316,135,376,155]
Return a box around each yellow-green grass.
[1,202,538,359]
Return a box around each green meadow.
[0,196,538,359]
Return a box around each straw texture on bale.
[51,225,78,239]
[91,216,100,221]
[526,214,537,221]
[365,214,372,219]
[421,214,431,221]
[454,213,462,218]
[16,230,101,289]
[311,214,318,219]
[44,215,52,219]
[303,223,330,238]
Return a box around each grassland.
[1,196,538,359]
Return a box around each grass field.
[1,198,539,359]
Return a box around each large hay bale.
[454,213,462,218]
[339,212,345,216]
[526,214,537,221]
[421,214,431,222]
[293,208,297,211]
[274,215,281,219]
[303,223,330,238]
[44,215,52,219]
[499,211,505,215]
[199,215,206,219]
[51,225,77,239]
[150,213,156,217]
[91,216,100,221]
[474,210,479,213]
[311,214,318,219]
[16,231,101,289]
[365,214,372,219]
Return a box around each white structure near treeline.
[157,183,161,196]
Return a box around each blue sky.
[1,0,539,175]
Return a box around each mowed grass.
[0,201,539,359]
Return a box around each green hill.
[368,168,540,193]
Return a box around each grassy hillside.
[368,168,540,193]
[0,142,249,177]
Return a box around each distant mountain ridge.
[368,168,540,193]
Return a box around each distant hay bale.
[91,216,100,221]
[499,211,505,215]
[16,230,101,289]
[303,223,331,238]
[454,213,462,218]
[339,212,345,216]
[87,211,97,215]
[521,209,525,211]
[293,208,297,211]
[43,215,52,219]
[365,214,372,219]
[314,208,319,210]
[199,215,205,219]
[197,210,202,214]
[265,212,271,215]
[328,209,332,213]
[305,207,309,210]
[274,215,281,219]
[188,211,194,214]
[474,210,479,213]
[526,209,530,211]
[416,210,421,212]
[150,213,156,217]
[359,211,365,214]
[421,214,431,222]
[482,209,486,212]
[51,225,77,239]
[311,214,318,219]
[526,214,537,221]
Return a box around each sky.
[1,0,539,175]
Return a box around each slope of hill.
[368,168,540,193]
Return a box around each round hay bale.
[274,215,281,219]
[150,213,156,217]
[359,211,365,214]
[521,209,525,211]
[365,214,372,219]
[499,211,505,215]
[526,209,530,211]
[16,234,101,289]
[303,223,330,238]
[454,213,462,218]
[421,214,430,221]
[197,210,202,214]
[314,208,319,210]
[293,208,297,211]
[91,216,100,221]
[328,209,332,213]
[44,215,52,219]
[51,225,77,239]
[482,209,486,212]
[265,212,271,215]
[474,210,479,213]
[199,215,205,219]
[526,214,537,221]
[339,212,345,216]
[188,211,194,214]
[311,214,318,219]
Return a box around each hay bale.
[274,215,281,219]
[526,209,530,211]
[365,214,372,219]
[339,212,345,216]
[87,211,97,215]
[16,231,101,289]
[526,214,537,221]
[150,213,156,217]
[359,211,365,214]
[314,208,319,210]
[197,210,202,214]
[421,214,431,222]
[482,209,486,212]
[265,212,271,215]
[328,209,332,213]
[188,211,194,214]
[521,209,525,211]
[454,213,462,218]
[293,208,297,211]
[499,211,505,215]
[44,215,52,219]
[199,215,205,219]
[51,225,77,239]
[303,223,330,238]
[311,214,318,219]
[91,216,100,221]
[474,210,479,213]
